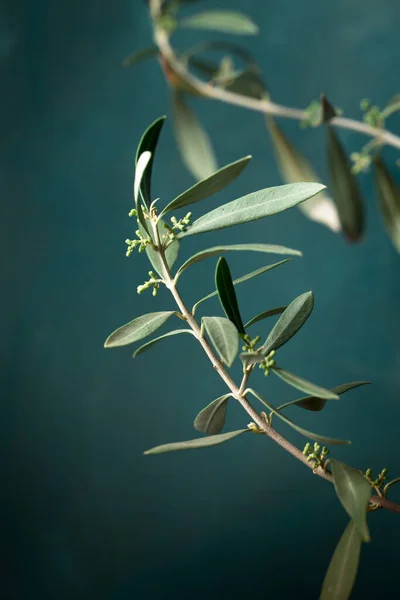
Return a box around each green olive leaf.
[104,311,177,348]
[374,157,400,252]
[202,316,239,367]
[194,394,232,434]
[122,46,159,68]
[215,257,245,335]
[276,381,370,412]
[144,429,250,454]
[179,10,259,36]
[132,329,194,358]
[136,116,166,207]
[244,306,287,329]
[271,367,339,400]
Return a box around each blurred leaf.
[240,352,264,368]
[132,329,194,358]
[262,291,314,355]
[178,183,326,237]
[136,116,166,207]
[104,311,177,348]
[179,10,259,35]
[320,521,362,600]
[374,157,400,252]
[184,40,255,69]
[193,260,290,314]
[215,257,245,334]
[160,156,251,216]
[329,460,371,542]
[245,306,287,329]
[175,244,301,282]
[202,316,239,367]
[272,367,339,400]
[276,381,370,412]
[194,394,231,434]
[172,91,217,180]
[226,67,266,99]
[248,389,350,445]
[144,429,249,454]
[326,127,364,241]
[122,46,158,68]
[134,151,152,235]
[266,117,341,233]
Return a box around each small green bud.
[303,442,311,456]
[128,209,137,217]
[381,468,388,476]
[268,350,276,358]
[366,468,372,478]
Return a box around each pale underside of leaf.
[179,10,259,36]
[104,311,176,348]
[144,429,250,454]
[132,329,194,358]
[272,367,340,400]
[276,381,370,412]
[202,316,239,367]
[178,182,326,237]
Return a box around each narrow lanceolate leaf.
[172,91,217,181]
[178,183,326,237]
[136,116,166,206]
[175,244,301,282]
[262,291,314,355]
[327,127,364,241]
[215,257,245,334]
[248,389,350,446]
[134,151,152,234]
[104,311,176,348]
[276,381,370,412]
[272,367,339,400]
[179,10,259,36]
[193,260,290,315]
[329,460,371,542]
[122,46,158,68]
[143,219,180,277]
[320,521,362,600]
[202,316,239,367]
[132,329,194,358]
[245,307,287,329]
[374,157,400,252]
[160,156,251,217]
[144,429,249,454]
[194,394,231,434]
[266,117,341,233]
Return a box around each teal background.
[2,0,400,598]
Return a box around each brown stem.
[149,1,400,151]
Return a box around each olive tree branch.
[149,0,400,151]
[150,218,400,516]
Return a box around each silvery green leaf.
[174,244,301,282]
[202,316,239,367]
[172,91,217,181]
[320,521,362,600]
[244,306,287,329]
[374,157,400,252]
[136,116,166,206]
[262,291,314,355]
[276,381,370,412]
[104,311,176,348]
[133,329,194,358]
[272,367,339,400]
[215,257,245,334]
[144,429,249,454]
[122,46,158,68]
[193,260,290,315]
[178,183,326,237]
[248,389,350,446]
[179,10,259,36]
[329,460,371,542]
[266,117,341,233]
[327,127,364,241]
[160,156,251,216]
[194,394,232,434]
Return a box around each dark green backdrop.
[2,1,400,598]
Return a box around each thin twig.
[149,2,400,151]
